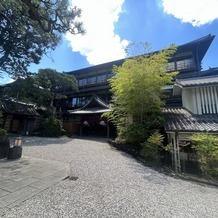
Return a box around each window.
[77,97,86,106]
[87,76,96,85]
[176,58,195,70]
[166,62,175,72]
[97,75,107,83]
[107,73,114,78]
[78,79,87,86]
[72,98,77,107]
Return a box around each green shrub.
[0,128,7,136]
[42,116,62,137]
[191,133,218,179]
[118,122,148,144]
[140,131,164,164]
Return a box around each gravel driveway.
[3,136,218,218]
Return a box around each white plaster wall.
[182,88,195,113]
[182,86,218,114]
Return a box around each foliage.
[125,42,152,58]
[104,44,178,143]
[36,68,78,98]
[163,143,174,154]
[0,111,7,136]
[0,68,78,110]
[0,110,4,124]
[0,0,85,77]
[191,133,218,178]
[119,122,148,144]
[0,128,7,136]
[41,116,62,137]
[140,131,164,163]
[1,77,53,106]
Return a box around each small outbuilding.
[0,99,40,135]
[64,96,112,137]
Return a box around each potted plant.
[0,128,10,159]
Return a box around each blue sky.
[2,0,218,83]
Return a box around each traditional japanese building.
[61,34,215,138]
[164,67,218,173]
[0,99,40,135]
[67,96,112,137]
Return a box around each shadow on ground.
[8,136,110,147]
[8,136,72,147]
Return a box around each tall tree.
[0,76,52,106]
[36,68,78,102]
[0,0,85,77]
[104,45,178,143]
[0,68,78,108]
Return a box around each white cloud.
[66,0,129,66]
[0,73,15,85]
[7,78,15,84]
[161,0,218,26]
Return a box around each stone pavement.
[0,156,69,215]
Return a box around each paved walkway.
[1,137,218,217]
[0,156,69,215]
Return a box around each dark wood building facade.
[60,34,215,136]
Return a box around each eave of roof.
[83,96,110,109]
[65,59,125,77]
[175,75,218,88]
[175,67,218,80]
[68,96,112,115]
[0,99,39,116]
[163,107,218,133]
[65,34,215,77]
[176,34,215,62]
[68,108,112,114]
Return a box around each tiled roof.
[69,108,112,114]
[176,75,218,87]
[68,96,112,114]
[84,96,110,109]
[175,67,218,80]
[163,108,218,132]
[0,99,39,116]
